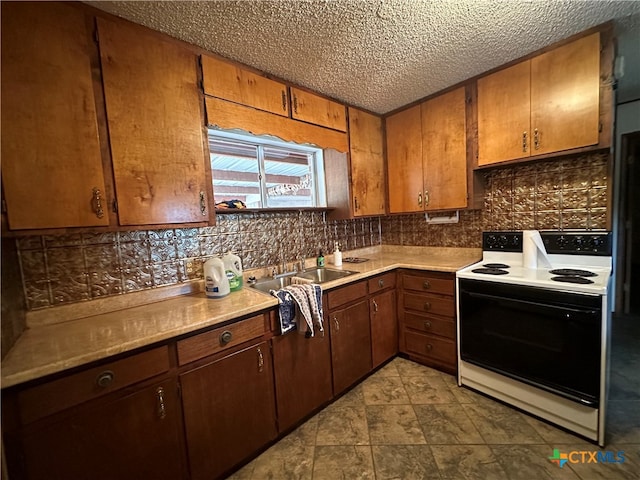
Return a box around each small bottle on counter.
[317,250,325,267]
[333,242,342,266]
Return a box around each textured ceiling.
[88,1,640,114]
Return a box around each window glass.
[209,130,325,209]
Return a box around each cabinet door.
[201,55,289,116]
[97,18,209,226]
[180,342,277,480]
[272,332,333,432]
[531,33,600,155]
[1,2,109,230]
[421,87,468,210]
[386,105,424,213]
[477,61,531,165]
[329,300,372,394]
[290,87,347,132]
[370,289,398,368]
[348,108,386,216]
[18,379,185,480]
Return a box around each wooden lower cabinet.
[180,341,277,480]
[5,378,186,480]
[328,296,372,395]
[272,331,333,432]
[370,289,398,368]
[399,270,457,374]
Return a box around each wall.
[1,237,26,358]
[14,212,380,310]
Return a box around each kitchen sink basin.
[249,268,357,294]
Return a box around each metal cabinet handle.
[257,347,264,373]
[354,197,359,211]
[199,191,207,216]
[534,128,540,150]
[372,299,379,313]
[423,281,430,289]
[96,370,114,388]
[92,188,104,219]
[281,90,287,111]
[220,330,233,345]
[156,386,166,419]
[293,95,299,114]
[333,316,340,332]
[424,190,430,206]
[522,131,528,152]
[418,192,422,206]
[378,279,384,288]
[424,302,431,311]
[424,321,432,329]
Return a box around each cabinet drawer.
[404,331,455,365]
[368,272,396,294]
[403,312,455,339]
[177,314,267,366]
[403,292,454,317]
[402,273,454,296]
[18,346,170,424]
[327,281,367,310]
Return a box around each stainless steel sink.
[249,268,357,294]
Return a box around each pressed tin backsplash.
[14,151,608,311]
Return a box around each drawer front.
[18,346,170,424]
[177,314,267,366]
[403,292,454,317]
[367,272,396,294]
[402,273,454,296]
[403,312,455,339]
[327,281,367,310]
[404,331,455,365]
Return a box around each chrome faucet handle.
[297,258,305,272]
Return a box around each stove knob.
[589,236,603,250]
[511,235,521,247]
[498,235,508,247]
[573,236,584,250]
[486,235,497,248]
[557,236,569,248]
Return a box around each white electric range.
[456,231,613,446]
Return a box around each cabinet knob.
[156,386,166,419]
[424,302,431,311]
[91,188,104,219]
[424,321,432,329]
[418,191,422,206]
[423,281,430,289]
[96,370,114,388]
[522,131,528,152]
[424,190,430,207]
[426,344,433,351]
[372,299,379,313]
[534,128,540,150]
[220,330,233,345]
[378,279,384,288]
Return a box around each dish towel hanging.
[271,284,323,337]
[270,289,297,334]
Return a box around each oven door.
[458,279,602,407]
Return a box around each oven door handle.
[465,291,599,316]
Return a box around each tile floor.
[228,316,640,480]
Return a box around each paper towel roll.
[523,230,551,269]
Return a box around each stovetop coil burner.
[549,268,597,277]
[483,263,510,269]
[472,268,509,275]
[551,276,595,284]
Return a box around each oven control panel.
[482,232,523,252]
[541,231,612,255]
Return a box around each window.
[209,129,326,209]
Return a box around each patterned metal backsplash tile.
[14,151,608,310]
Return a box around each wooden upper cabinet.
[1,2,109,230]
[201,55,289,116]
[290,87,347,132]
[348,107,386,216]
[531,33,600,155]
[478,32,601,166]
[477,61,531,165]
[421,87,468,210]
[386,105,423,214]
[97,18,210,226]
